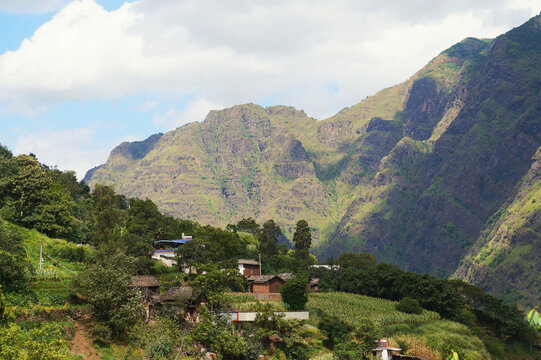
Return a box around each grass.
[225,292,288,311]
[14,224,92,279]
[385,320,491,360]
[307,292,440,326]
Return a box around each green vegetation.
[2,13,541,360]
[83,14,541,313]
[307,293,440,326]
[396,297,423,315]
[281,277,309,311]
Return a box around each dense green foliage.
[187,306,248,359]
[336,252,376,270]
[0,220,32,291]
[293,220,312,260]
[281,277,308,310]
[0,150,88,242]
[396,297,423,314]
[314,265,529,341]
[73,248,144,340]
[318,315,353,349]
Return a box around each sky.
[0,0,539,179]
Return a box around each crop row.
[307,292,440,326]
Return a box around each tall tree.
[91,185,126,245]
[260,220,281,258]
[293,220,312,260]
[126,198,163,238]
[73,248,143,340]
[0,221,31,291]
[236,217,262,239]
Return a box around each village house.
[152,233,193,268]
[131,275,161,299]
[150,285,202,323]
[247,273,294,300]
[237,258,261,276]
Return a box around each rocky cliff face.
[86,16,541,308]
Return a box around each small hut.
[151,286,202,322]
[247,273,295,300]
[131,275,161,299]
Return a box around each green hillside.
[85,15,541,308]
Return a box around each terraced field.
[307,292,440,326]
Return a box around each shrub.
[332,340,363,360]
[396,297,423,314]
[281,277,308,311]
[91,324,112,344]
[318,315,353,349]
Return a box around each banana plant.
[527,307,540,330]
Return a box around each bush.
[318,315,353,349]
[332,340,363,360]
[281,277,308,311]
[91,324,112,344]
[396,297,423,314]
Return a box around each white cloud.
[13,124,111,179]
[0,0,68,14]
[0,0,539,119]
[152,98,224,129]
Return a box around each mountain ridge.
[85,15,541,308]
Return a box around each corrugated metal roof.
[155,239,191,244]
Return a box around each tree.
[318,315,353,349]
[336,252,376,270]
[396,297,423,314]
[176,225,243,269]
[91,185,126,245]
[189,264,246,307]
[0,221,31,291]
[122,232,154,275]
[0,155,51,226]
[281,277,308,310]
[260,220,281,258]
[126,198,163,238]
[187,306,247,359]
[292,220,312,260]
[236,217,261,239]
[354,320,381,358]
[73,248,143,340]
[32,183,77,239]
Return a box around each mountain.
[86,15,541,308]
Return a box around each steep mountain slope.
[86,16,541,307]
[454,148,541,308]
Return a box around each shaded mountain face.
[86,16,541,308]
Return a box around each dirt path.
[71,314,102,359]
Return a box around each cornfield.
[307,292,440,326]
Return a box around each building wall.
[268,278,285,293]
[243,265,260,276]
[252,283,270,294]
